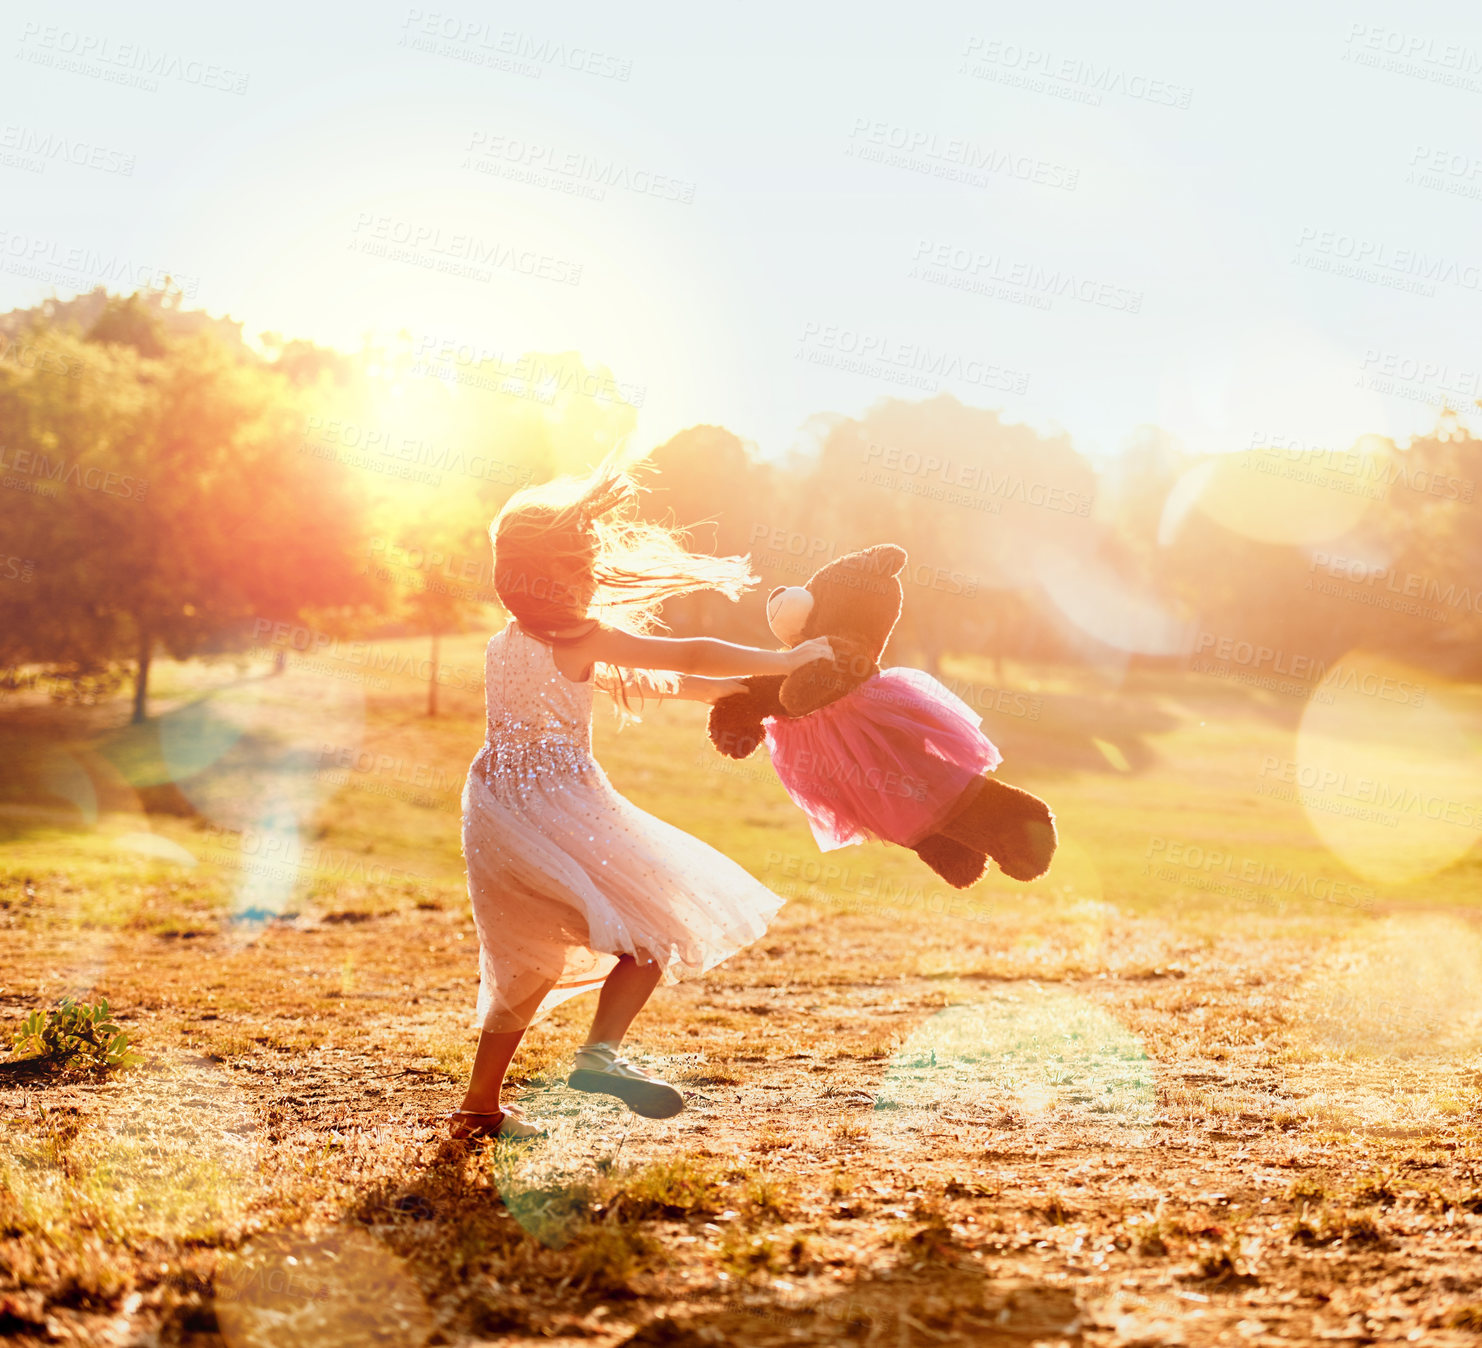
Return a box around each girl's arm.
[582,627,833,679]
[593,669,743,706]
[670,675,747,704]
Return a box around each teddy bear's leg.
[912,833,989,890]
[939,775,1058,883]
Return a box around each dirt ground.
[5,868,1482,1348]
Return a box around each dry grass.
[2,649,1482,1344]
[9,884,1481,1345]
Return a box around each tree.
[641,425,776,643]
[1114,410,1482,685]
[395,520,493,717]
[86,293,167,358]
[793,395,1099,671]
[1357,412,1482,673]
[265,334,356,387]
[0,325,147,685]
[0,304,379,721]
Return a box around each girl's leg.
[459,1027,527,1114]
[585,954,662,1046]
[459,976,557,1115]
[569,956,683,1119]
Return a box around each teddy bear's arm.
[707,675,786,759]
[777,637,879,716]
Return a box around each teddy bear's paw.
[712,726,764,759]
[913,834,989,890]
[707,701,766,759]
[992,819,1058,882]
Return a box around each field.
[3,634,1482,1347]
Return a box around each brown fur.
[707,545,1057,888]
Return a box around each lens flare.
[1035,541,1197,656]
[112,831,198,866]
[216,1228,433,1348]
[1290,916,1482,1133]
[872,982,1154,1140]
[1154,322,1390,546]
[1295,914,1482,1059]
[36,747,99,825]
[158,667,366,832]
[1,1051,434,1346]
[19,747,163,997]
[1156,459,1213,547]
[230,812,304,928]
[152,666,371,936]
[1175,435,1389,547]
[1294,652,1482,884]
[470,1062,695,1248]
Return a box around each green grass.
[3,635,1479,943]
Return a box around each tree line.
[0,286,1476,724]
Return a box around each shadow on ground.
[623,1270,1081,1346]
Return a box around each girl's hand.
[670,675,748,703]
[786,636,836,671]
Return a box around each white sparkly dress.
[462,621,785,1032]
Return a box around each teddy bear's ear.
[857,544,907,578]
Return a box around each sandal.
[446,1104,546,1141]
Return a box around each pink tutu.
[763,667,1002,852]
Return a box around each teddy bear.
[707,544,1057,889]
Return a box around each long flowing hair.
[492,444,756,708]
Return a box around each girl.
[450,454,833,1140]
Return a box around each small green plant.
[1194,1246,1240,1281]
[1341,1211,1387,1246]
[1126,1211,1183,1256]
[1456,1188,1482,1215]
[1286,1174,1327,1206]
[1289,1208,1388,1249]
[829,1168,856,1201]
[745,1173,794,1222]
[567,1222,656,1295]
[1351,1171,1397,1206]
[10,997,140,1071]
[1136,1225,1170,1257]
[1039,1194,1075,1225]
[719,1231,786,1279]
[1290,1215,1321,1245]
[609,1157,723,1220]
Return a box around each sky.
[3,0,1480,463]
